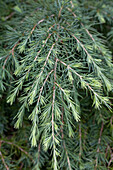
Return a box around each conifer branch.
[21,15,55,53]
[30,24,55,66]
[81,23,95,41]
[0,1,112,169]
[61,96,71,170]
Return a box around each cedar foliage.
[0,0,113,169]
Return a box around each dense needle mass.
[0,0,113,169]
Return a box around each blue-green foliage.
[0,0,113,169]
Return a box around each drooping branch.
[51,58,58,169]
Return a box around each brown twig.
[30,19,45,35]
[58,6,63,18]
[12,41,20,56]
[39,41,57,76]
[108,154,113,169]
[55,82,65,93]
[70,1,74,8]
[34,33,52,61]
[105,144,113,169]
[2,17,45,70]
[0,141,9,170]
[37,69,53,105]
[61,25,95,65]
[47,24,56,32]
[19,162,24,170]
[29,14,54,37]
[110,116,113,126]
[4,12,15,21]
[28,39,57,90]
[71,33,93,61]
[56,58,82,79]
[79,124,82,159]
[3,41,20,69]
[95,122,104,169]
[67,7,76,17]
[0,151,9,170]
